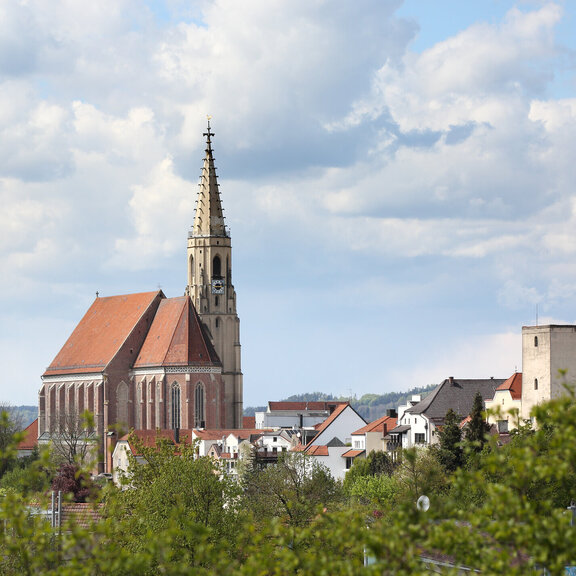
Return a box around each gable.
[44,291,163,376]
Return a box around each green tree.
[108,432,243,572]
[464,391,491,453]
[243,452,343,529]
[435,408,463,472]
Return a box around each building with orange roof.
[485,372,522,433]
[39,121,243,473]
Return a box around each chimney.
[449,376,454,385]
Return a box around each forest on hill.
[243,384,438,421]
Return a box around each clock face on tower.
[211,278,225,294]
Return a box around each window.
[195,384,205,428]
[534,336,538,347]
[414,433,426,444]
[346,458,353,470]
[534,378,539,391]
[213,255,222,277]
[171,383,181,429]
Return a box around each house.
[485,372,522,433]
[298,403,367,480]
[345,413,398,469]
[388,377,505,449]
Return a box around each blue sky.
[1,0,575,409]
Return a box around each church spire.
[192,118,228,238]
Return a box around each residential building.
[389,377,505,449]
[485,372,522,433]
[299,403,367,480]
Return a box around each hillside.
[243,384,437,421]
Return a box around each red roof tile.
[352,415,397,436]
[18,418,38,450]
[306,445,329,456]
[44,291,163,376]
[342,449,364,458]
[496,372,522,401]
[134,296,220,367]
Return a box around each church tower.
[187,120,243,428]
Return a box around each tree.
[50,410,96,466]
[0,406,24,478]
[435,408,463,472]
[52,463,97,503]
[243,452,343,529]
[464,391,491,453]
[108,432,243,571]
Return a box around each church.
[38,121,243,470]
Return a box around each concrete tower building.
[187,120,243,428]
[521,325,576,419]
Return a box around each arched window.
[215,317,220,328]
[195,384,205,428]
[534,336,538,347]
[171,382,181,429]
[213,255,222,277]
[534,378,539,390]
[117,381,129,426]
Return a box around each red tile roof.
[18,418,38,450]
[306,445,329,456]
[134,296,220,367]
[342,449,364,458]
[352,415,397,436]
[44,291,163,376]
[496,372,522,401]
[61,503,103,529]
[309,403,349,438]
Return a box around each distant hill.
[243,384,437,422]
[3,405,37,429]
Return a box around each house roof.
[18,418,38,451]
[352,415,397,436]
[406,377,505,421]
[389,425,411,434]
[342,449,364,458]
[306,445,329,456]
[495,372,522,401]
[134,296,220,367]
[44,291,163,376]
[267,401,348,412]
[243,416,256,428]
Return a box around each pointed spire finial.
[204,115,214,151]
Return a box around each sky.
[1,0,576,409]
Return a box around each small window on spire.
[534,336,538,347]
[534,378,538,390]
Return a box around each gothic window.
[213,255,222,277]
[171,382,181,429]
[117,381,129,426]
[195,383,205,428]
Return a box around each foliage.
[464,391,491,453]
[107,432,243,572]
[434,408,463,473]
[50,410,96,467]
[52,463,97,503]
[0,407,24,477]
[0,447,51,496]
[243,452,343,528]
